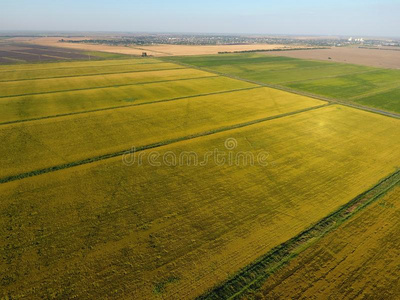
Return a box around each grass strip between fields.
[197,169,400,300]
[0,66,187,83]
[0,103,330,184]
[0,86,263,126]
[0,75,219,99]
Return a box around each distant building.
[348,37,364,44]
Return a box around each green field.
[171,53,400,113]
[1,56,400,299]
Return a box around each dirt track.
[263,46,400,69]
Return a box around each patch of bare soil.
[262,46,400,69]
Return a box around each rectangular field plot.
[212,62,372,85]
[259,185,400,299]
[0,61,184,82]
[172,53,372,85]
[243,64,371,85]
[286,69,400,100]
[0,57,159,71]
[1,105,399,299]
[171,54,400,113]
[0,68,213,98]
[0,87,324,178]
[173,54,325,69]
[0,76,257,123]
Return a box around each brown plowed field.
[263,46,400,69]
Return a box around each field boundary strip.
[0,75,219,99]
[0,103,330,184]
[0,86,263,126]
[196,168,400,300]
[0,66,187,83]
[163,58,400,119]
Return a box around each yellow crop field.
[3,3,400,300]
[1,105,399,299]
[0,87,324,178]
[257,185,400,299]
[0,68,213,97]
[0,76,256,123]
[0,57,161,72]
[0,61,184,82]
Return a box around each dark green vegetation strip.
[0,66,186,83]
[0,86,262,126]
[0,103,329,184]
[0,74,218,99]
[197,169,400,300]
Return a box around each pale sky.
[1,0,399,37]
